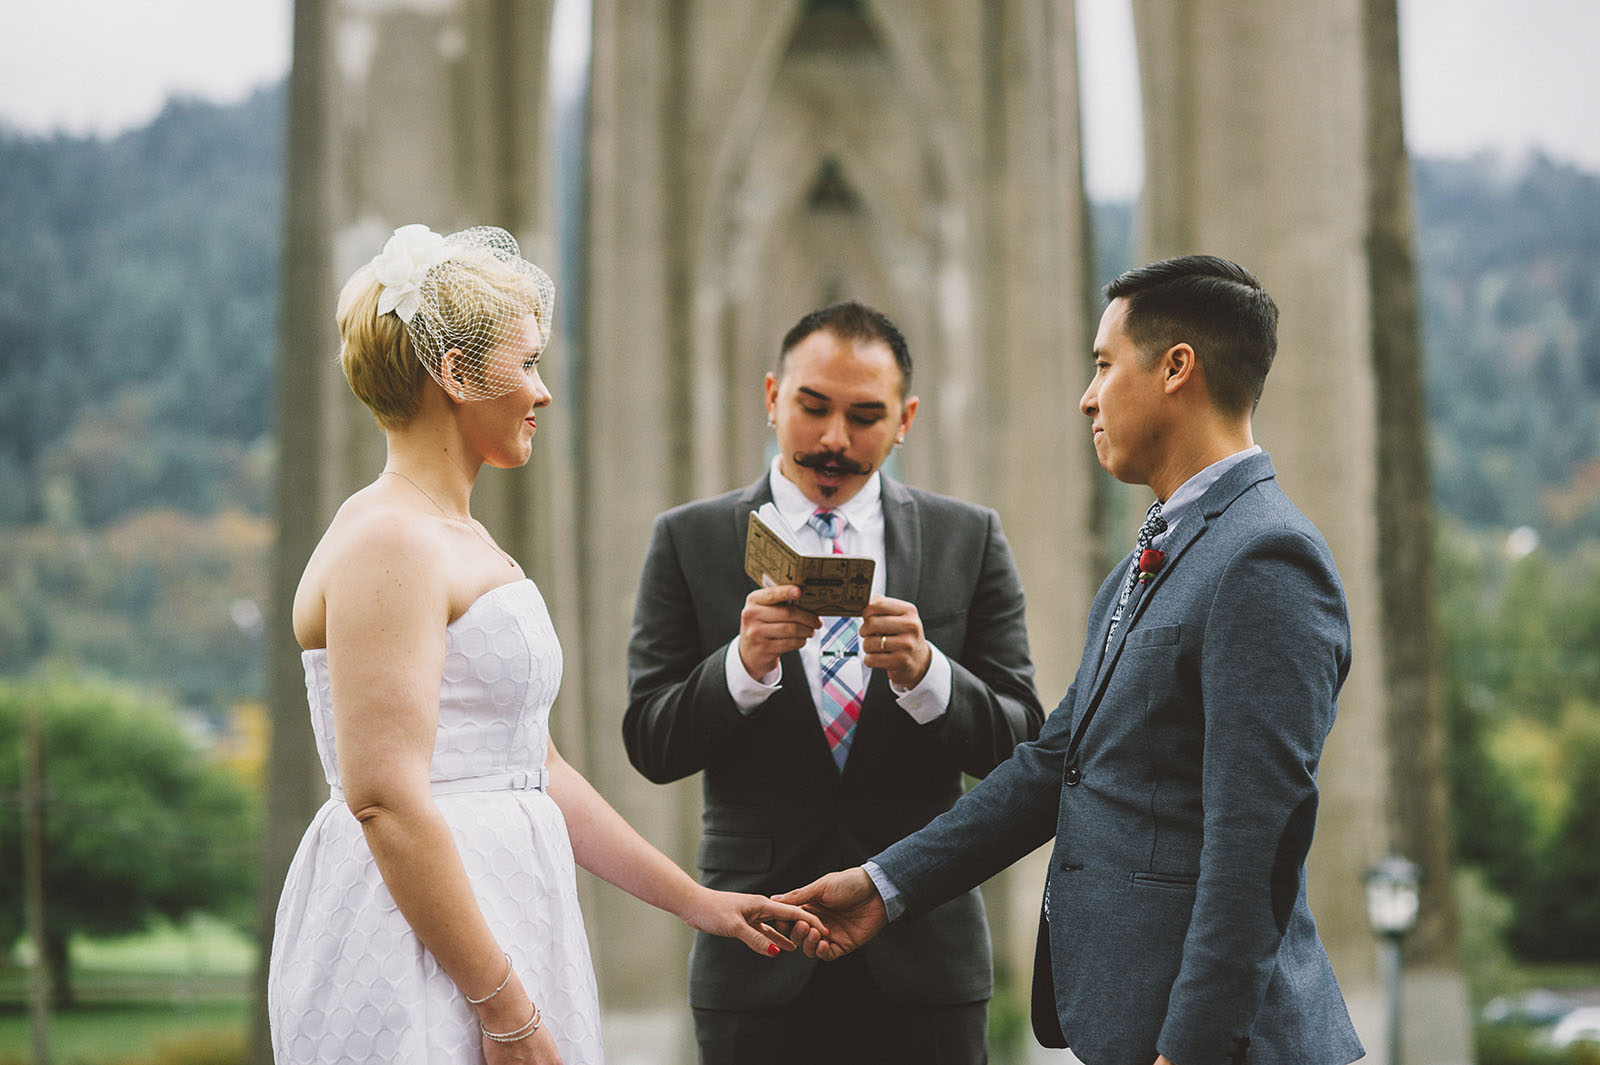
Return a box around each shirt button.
[1064,765,1081,787]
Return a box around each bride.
[268,224,816,1064]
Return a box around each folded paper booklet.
[744,508,875,616]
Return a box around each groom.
[782,256,1365,1065]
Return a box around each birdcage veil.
[369,223,554,401]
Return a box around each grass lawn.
[0,917,254,1065]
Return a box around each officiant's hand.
[738,584,821,679]
[774,867,887,961]
[860,596,932,690]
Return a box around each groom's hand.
[773,867,887,961]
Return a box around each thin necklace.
[381,469,516,569]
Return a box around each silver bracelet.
[481,1006,542,1043]
[465,952,513,1005]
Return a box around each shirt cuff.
[725,640,781,715]
[890,645,952,724]
[861,861,906,922]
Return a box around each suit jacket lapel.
[1077,453,1280,737]
[1098,509,1206,669]
[731,475,773,547]
[881,475,920,604]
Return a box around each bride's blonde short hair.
[337,228,553,429]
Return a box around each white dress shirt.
[723,455,954,726]
[1150,445,1261,548]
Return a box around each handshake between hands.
[754,875,1180,1065]
[753,874,1179,1065]
[743,867,889,962]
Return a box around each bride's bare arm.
[544,743,818,954]
[325,518,554,1060]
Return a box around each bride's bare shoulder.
[293,485,448,648]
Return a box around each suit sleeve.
[872,683,1071,913]
[621,512,753,784]
[1157,527,1351,1065]
[923,509,1046,776]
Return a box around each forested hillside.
[3,85,1600,709]
[0,88,282,704]
[1418,154,1600,550]
[1097,157,1600,549]
[0,88,282,526]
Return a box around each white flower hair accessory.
[369,223,555,402]
[371,223,449,323]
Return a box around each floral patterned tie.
[1105,501,1167,650]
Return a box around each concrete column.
[1362,0,1472,1059]
[261,0,560,1057]
[964,0,1098,1000]
[279,1,1097,1054]
[581,0,694,1011]
[254,1,337,1058]
[1130,0,1471,1059]
[581,0,1097,1044]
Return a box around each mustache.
[792,450,874,476]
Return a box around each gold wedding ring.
[879,635,887,653]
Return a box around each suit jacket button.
[1064,765,1081,787]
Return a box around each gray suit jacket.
[623,472,1043,1009]
[875,452,1364,1065]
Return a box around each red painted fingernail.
[767,944,780,956]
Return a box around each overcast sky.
[1,0,1595,201]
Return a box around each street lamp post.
[22,701,51,1065]
[1365,854,1422,1065]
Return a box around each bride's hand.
[477,981,562,1065]
[680,886,826,956]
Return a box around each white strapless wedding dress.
[268,580,603,1064]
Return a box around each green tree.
[1438,527,1600,965]
[0,674,260,1005]
[1506,706,1600,961]
[1437,528,1542,889]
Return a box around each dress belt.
[329,768,550,803]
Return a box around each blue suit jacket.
[875,452,1364,1065]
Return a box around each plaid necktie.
[1105,501,1167,650]
[807,509,862,769]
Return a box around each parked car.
[1550,1007,1600,1048]
[1484,989,1583,1026]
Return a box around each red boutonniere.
[1138,548,1166,583]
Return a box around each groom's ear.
[1160,342,1197,394]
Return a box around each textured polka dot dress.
[268,580,603,1063]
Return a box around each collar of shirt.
[1151,445,1261,549]
[767,454,884,554]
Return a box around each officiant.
[622,300,1044,1065]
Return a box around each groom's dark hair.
[1106,255,1278,416]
